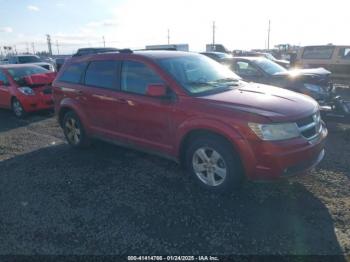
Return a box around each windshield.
[264,53,276,60]
[217,53,233,59]
[254,58,286,75]
[17,56,41,63]
[8,66,49,82]
[157,55,240,95]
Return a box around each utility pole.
[13,45,17,54]
[267,20,271,50]
[167,29,170,45]
[102,36,106,47]
[212,21,216,49]
[26,42,30,53]
[46,34,52,56]
[56,40,59,55]
[31,42,35,54]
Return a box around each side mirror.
[0,80,4,86]
[146,84,167,97]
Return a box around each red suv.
[53,50,327,193]
[0,64,56,117]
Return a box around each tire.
[12,98,27,118]
[185,134,244,194]
[62,111,90,148]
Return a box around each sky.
[0,0,349,55]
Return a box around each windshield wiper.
[214,78,239,83]
[186,81,214,86]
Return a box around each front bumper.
[20,93,54,112]
[242,123,327,181]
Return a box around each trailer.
[145,44,189,51]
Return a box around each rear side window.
[121,61,163,95]
[339,48,350,60]
[85,61,119,89]
[302,46,335,60]
[58,62,87,84]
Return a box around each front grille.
[296,112,322,140]
[42,88,52,94]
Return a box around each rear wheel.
[63,111,90,148]
[185,134,244,193]
[12,98,26,118]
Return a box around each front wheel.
[62,111,90,148]
[185,134,244,193]
[12,98,26,118]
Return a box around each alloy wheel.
[65,117,81,145]
[192,147,227,187]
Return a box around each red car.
[53,50,327,193]
[0,64,56,117]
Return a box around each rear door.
[0,69,11,108]
[81,59,121,137]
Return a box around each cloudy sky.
[0,0,349,54]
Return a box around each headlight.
[304,83,325,94]
[18,87,35,96]
[248,122,300,141]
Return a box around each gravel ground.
[0,92,349,256]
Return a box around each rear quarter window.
[302,46,335,60]
[58,62,87,84]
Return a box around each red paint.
[0,65,56,113]
[53,51,327,181]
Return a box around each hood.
[274,67,331,77]
[274,59,290,65]
[199,83,318,122]
[22,72,57,87]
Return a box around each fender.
[58,98,91,134]
[175,117,257,176]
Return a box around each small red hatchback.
[0,64,56,117]
[53,50,327,193]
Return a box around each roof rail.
[73,48,133,57]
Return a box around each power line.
[56,40,60,55]
[46,34,52,56]
[167,29,170,45]
[212,21,216,47]
[267,20,270,49]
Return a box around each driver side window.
[235,61,261,77]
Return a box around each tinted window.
[235,61,261,76]
[254,59,286,75]
[339,48,350,60]
[121,61,163,95]
[302,46,335,59]
[85,61,119,89]
[17,56,41,63]
[58,63,87,84]
[0,70,9,85]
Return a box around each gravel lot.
[0,90,349,256]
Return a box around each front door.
[115,60,174,154]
